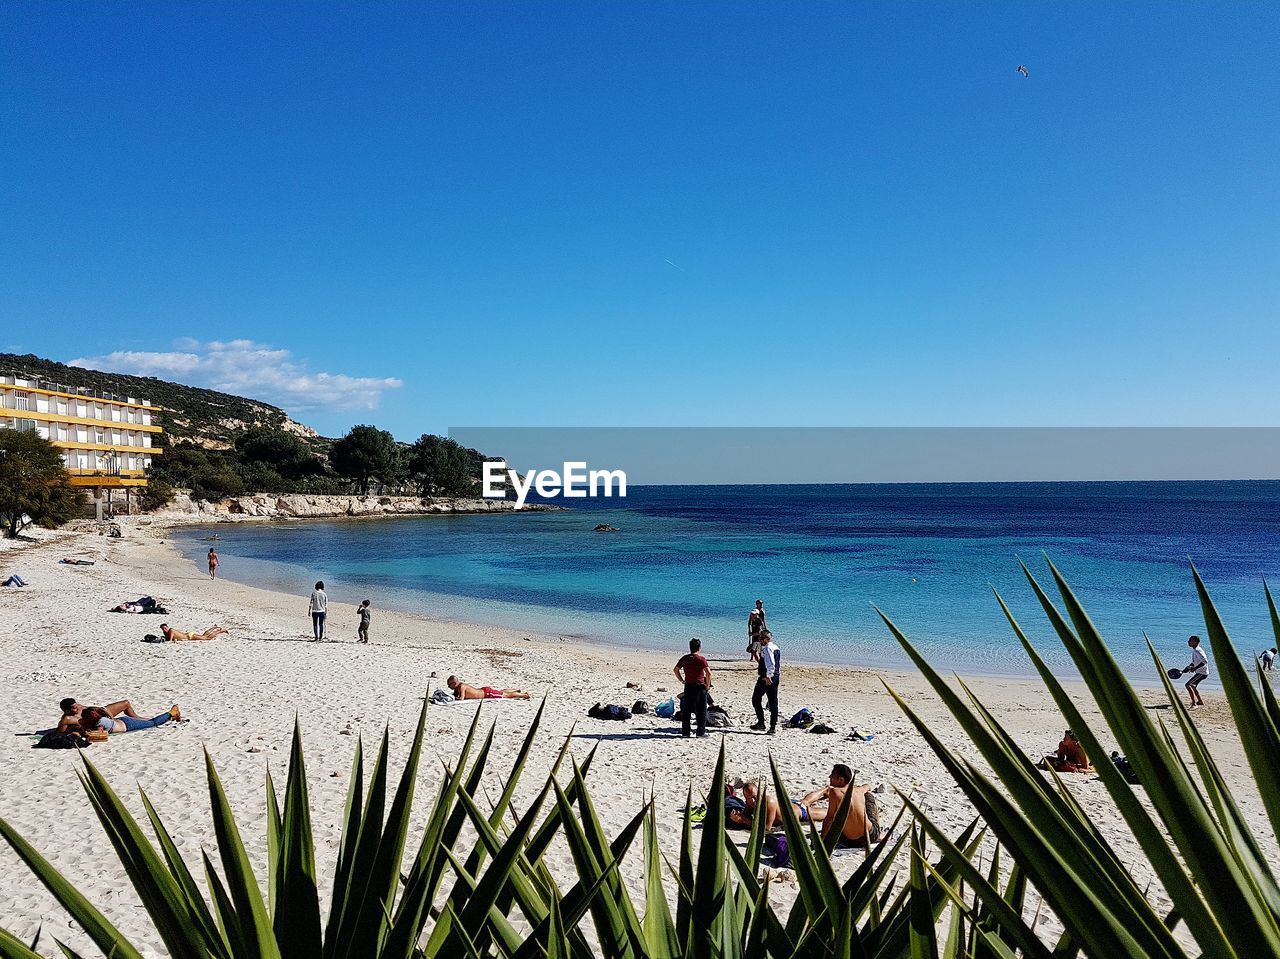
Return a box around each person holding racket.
[1179,635,1210,709]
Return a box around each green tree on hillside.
[330,425,402,495]
[407,434,475,496]
[0,430,88,538]
[236,427,322,480]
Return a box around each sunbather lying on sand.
[159,623,227,642]
[446,676,531,700]
[56,697,148,733]
[729,776,829,831]
[79,704,181,733]
[799,763,886,847]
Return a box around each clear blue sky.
[2,2,1277,439]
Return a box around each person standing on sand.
[207,548,219,580]
[674,637,712,738]
[751,629,781,734]
[309,581,328,641]
[357,599,372,644]
[747,600,766,657]
[1181,635,1209,709]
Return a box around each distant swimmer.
[1016,65,1029,78]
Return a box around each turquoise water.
[172,482,1280,680]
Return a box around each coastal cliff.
[152,491,558,521]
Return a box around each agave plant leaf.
[767,754,843,927]
[202,847,248,957]
[0,928,42,959]
[643,803,680,959]
[549,777,640,958]
[1039,560,1280,956]
[1191,565,1280,843]
[882,677,1166,959]
[991,586,1229,955]
[71,759,210,959]
[203,749,283,959]
[907,828,938,959]
[139,790,230,957]
[275,719,322,959]
[899,795,1054,959]
[676,786,695,948]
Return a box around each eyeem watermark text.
[482,461,627,509]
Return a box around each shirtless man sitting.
[730,776,828,831]
[160,623,228,642]
[799,763,885,848]
[56,697,141,733]
[447,675,531,700]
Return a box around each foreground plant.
[880,561,1280,959]
[0,687,1003,958]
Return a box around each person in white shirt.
[1261,647,1276,672]
[751,630,781,734]
[1181,635,1209,709]
[308,581,328,641]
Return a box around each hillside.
[0,352,317,449]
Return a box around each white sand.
[0,519,1269,954]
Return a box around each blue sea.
[172,481,1280,680]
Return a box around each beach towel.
[654,697,677,718]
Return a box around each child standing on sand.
[357,599,371,644]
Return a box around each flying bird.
[1016,65,1029,78]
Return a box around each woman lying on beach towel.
[156,623,228,642]
[446,676,531,700]
[56,697,174,734]
[58,558,95,566]
[79,704,181,734]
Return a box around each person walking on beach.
[207,548,219,580]
[751,629,781,734]
[747,600,767,657]
[674,637,712,738]
[357,599,372,644]
[309,581,328,641]
[1181,635,1209,709]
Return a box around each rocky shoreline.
[149,490,562,522]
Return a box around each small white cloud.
[69,340,403,413]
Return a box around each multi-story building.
[0,373,163,518]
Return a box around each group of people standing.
[672,598,782,737]
[307,582,372,643]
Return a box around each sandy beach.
[0,518,1270,955]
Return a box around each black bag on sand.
[631,700,649,714]
[588,703,632,721]
[35,731,89,749]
